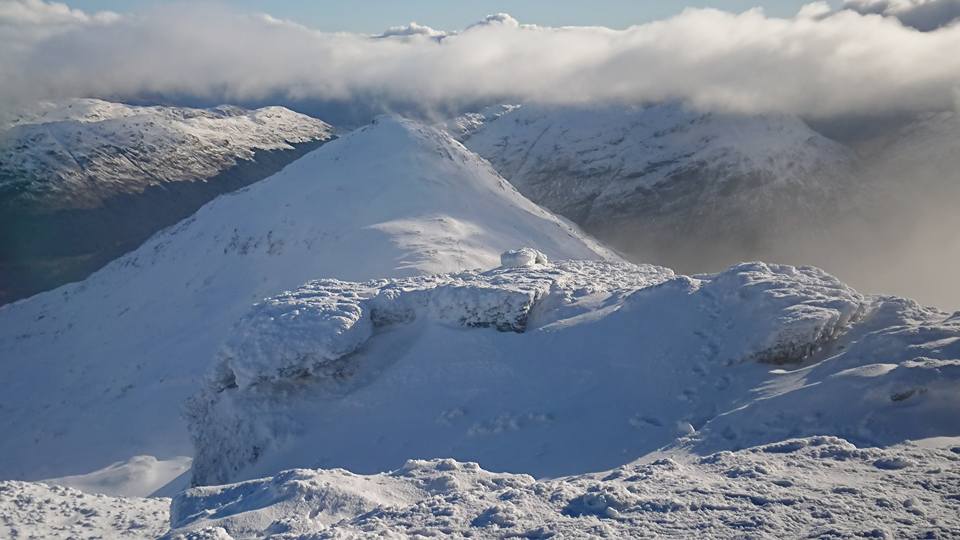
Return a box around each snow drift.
[0,117,613,492]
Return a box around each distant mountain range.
[0,99,335,304]
[452,103,859,271]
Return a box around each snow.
[40,456,192,498]
[187,259,957,492]
[447,103,860,273]
[499,247,548,267]
[0,98,335,209]
[163,437,960,539]
[0,481,169,539]
[3,438,957,538]
[453,102,855,228]
[0,116,614,494]
[0,106,958,538]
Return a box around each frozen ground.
[0,117,612,495]
[164,436,960,539]
[188,257,959,489]
[0,481,169,539]
[4,436,957,539]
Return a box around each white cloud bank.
[2,1,960,117]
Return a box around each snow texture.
[0,98,335,209]
[0,116,614,492]
[165,437,960,539]
[499,247,548,268]
[181,258,960,490]
[40,456,192,498]
[0,481,169,539]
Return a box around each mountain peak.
[0,116,614,485]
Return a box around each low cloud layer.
[2,1,960,118]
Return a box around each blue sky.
[63,0,841,32]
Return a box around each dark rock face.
[0,139,328,305]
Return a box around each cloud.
[2,1,960,118]
[375,22,447,40]
[0,0,117,26]
[842,0,960,31]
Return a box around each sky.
[60,0,841,32]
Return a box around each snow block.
[500,248,549,268]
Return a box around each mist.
[598,122,960,311]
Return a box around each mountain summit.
[0,116,613,490]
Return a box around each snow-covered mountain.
[187,256,959,488]
[1,112,957,539]
[453,103,858,270]
[859,111,960,186]
[3,252,956,539]
[0,99,335,304]
[0,98,334,207]
[0,117,614,493]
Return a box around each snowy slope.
[188,256,959,489]
[0,98,336,304]
[40,456,193,498]
[5,437,957,539]
[165,437,960,539]
[0,481,170,539]
[0,117,614,494]
[453,103,858,268]
[0,98,334,208]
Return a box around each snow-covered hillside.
[453,103,858,269]
[0,98,336,304]
[4,437,957,539]
[188,256,959,489]
[166,437,960,538]
[0,98,334,208]
[0,117,613,495]
[0,481,170,539]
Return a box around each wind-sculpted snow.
[690,299,960,453]
[0,481,170,539]
[690,262,866,366]
[214,259,672,390]
[186,259,922,487]
[0,117,614,493]
[499,247,548,268]
[165,437,960,539]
